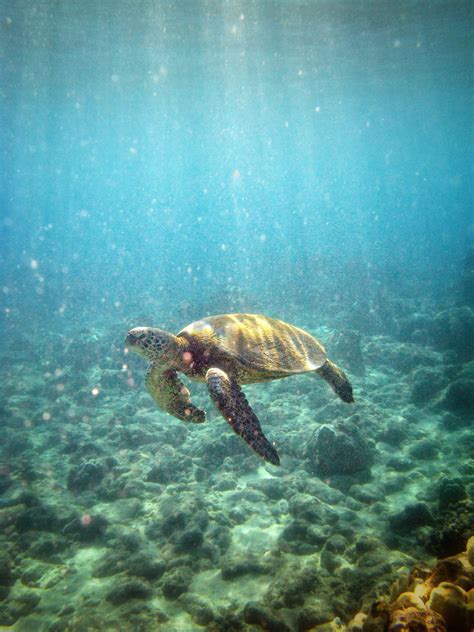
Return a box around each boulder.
[105,579,152,605]
[430,306,474,359]
[308,420,373,476]
[67,461,105,492]
[389,502,434,533]
[442,379,474,416]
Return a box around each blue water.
[1,0,472,328]
[0,2,473,630]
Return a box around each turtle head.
[125,327,181,365]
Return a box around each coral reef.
[348,537,474,632]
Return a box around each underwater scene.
[1,0,473,630]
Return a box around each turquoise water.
[1,1,473,630]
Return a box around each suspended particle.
[30,259,39,270]
[91,387,100,396]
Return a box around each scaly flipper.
[206,367,280,466]
[316,359,354,403]
[146,364,205,423]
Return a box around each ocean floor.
[0,296,473,631]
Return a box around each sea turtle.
[125,313,354,466]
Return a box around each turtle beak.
[125,328,150,356]
[125,329,140,348]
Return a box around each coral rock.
[442,379,474,416]
[389,502,434,533]
[178,593,215,626]
[308,420,373,476]
[388,606,428,632]
[438,477,467,510]
[428,581,468,631]
[105,579,152,605]
[392,591,426,612]
[346,611,366,631]
[66,461,105,492]
[0,556,12,589]
[243,601,291,632]
[161,567,192,600]
[424,609,447,631]
[430,306,474,360]
[467,536,474,567]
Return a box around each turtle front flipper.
[316,359,354,403]
[146,364,206,423]
[206,368,280,466]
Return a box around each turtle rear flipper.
[146,365,206,423]
[316,359,354,403]
[206,368,280,466]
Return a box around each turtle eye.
[127,330,146,345]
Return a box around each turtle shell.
[179,313,327,374]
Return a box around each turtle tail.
[316,359,354,403]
